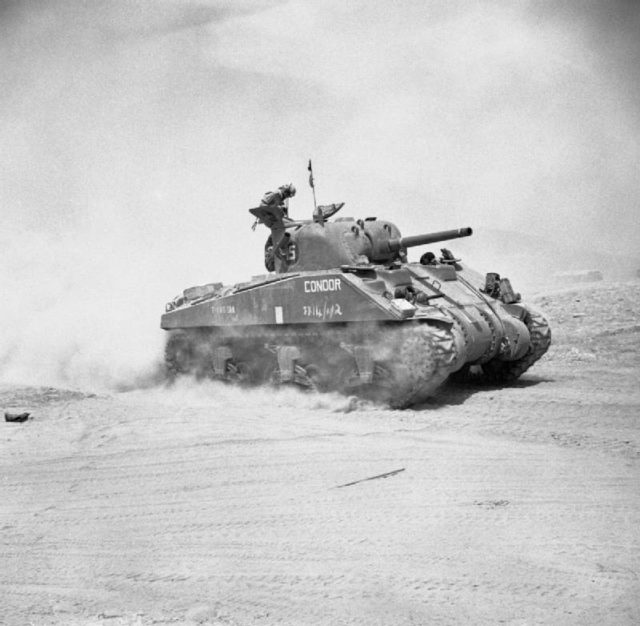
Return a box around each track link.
[367,324,460,408]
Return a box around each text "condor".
[303,278,342,293]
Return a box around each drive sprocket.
[452,309,551,385]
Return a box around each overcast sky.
[1,0,639,387]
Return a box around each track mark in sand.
[333,467,406,488]
[474,499,510,509]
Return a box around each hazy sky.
[1,0,639,388]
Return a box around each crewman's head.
[280,183,296,198]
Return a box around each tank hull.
[161,260,550,407]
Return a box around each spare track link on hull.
[163,321,462,407]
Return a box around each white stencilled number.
[287,243,298,262]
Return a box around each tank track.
[452,309,551,385]
[164,321,462,408]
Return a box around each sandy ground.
[1,281,639,625]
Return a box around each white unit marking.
[302,303,343,320]
[275,306,283,324]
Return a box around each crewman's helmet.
[281,183,296,198]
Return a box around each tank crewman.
[259,184,296,272]
[260,183,296,220]
[420,251,436,265]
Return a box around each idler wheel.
[164,333,193,379]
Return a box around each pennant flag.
[308,159,314,188]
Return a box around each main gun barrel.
[384,227,473,254]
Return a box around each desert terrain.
[1,280,639,625]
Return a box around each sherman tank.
[161,198,551,407]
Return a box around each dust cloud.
[122,376,372,415]
[1,0,638,391]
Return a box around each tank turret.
[251,203,473,273]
